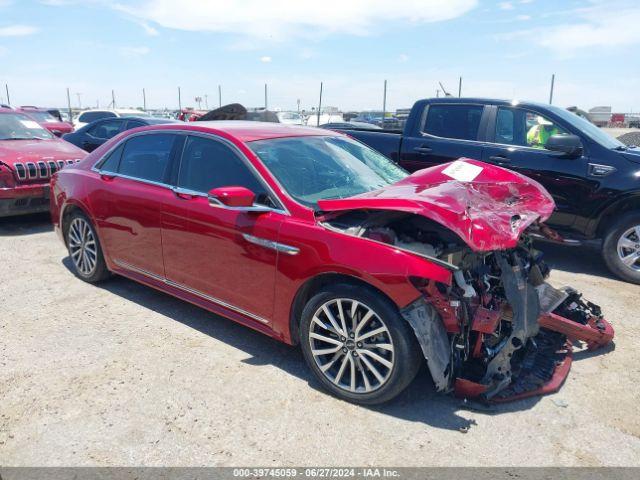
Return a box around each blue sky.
[0,0,639,112]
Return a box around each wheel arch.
[288,272,400,346]
[593,192,640,239]
[60,200,95,246]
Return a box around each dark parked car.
[63,117,177,152]
[344,98,640,284]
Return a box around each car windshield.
[549,105,625,149]
[24,111,57,123]
[248,135,408,209]
[0,113,54,140]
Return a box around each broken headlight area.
[405,243,613,403]
[322,211,614,402]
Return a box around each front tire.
[66,211,110,283]
[602,212,640,284]
[299,284,422,405]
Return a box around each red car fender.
[272,221,453,344]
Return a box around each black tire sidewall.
[66,211,110,283]
[299,283,422,405]
[602,212,640,284]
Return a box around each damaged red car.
[50,122,614,404]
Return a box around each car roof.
[421,97,554,109]
[166,121,335,142]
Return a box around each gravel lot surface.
[1,213,639,467]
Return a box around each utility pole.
[4,84,9,105]
[204,94,209,110]
[297,98,300,115]
[142,88,147,111]
[75,92,82,108]
[458,76,463,97]
[317,82,323,127]
[218,84,222,108]
[66,88,72,122]
[549,74,555,105]
[264,83,268,109]
[382,80,387,129]
[111,89,116,109]
[178,86,182,111]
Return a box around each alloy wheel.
[68,217,98,276]
[617,225,640,272]
[308,298,395,393]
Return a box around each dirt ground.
[1,213,639,467]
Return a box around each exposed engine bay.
[322,210,614,402]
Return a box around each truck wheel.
[602,212,640,284]
[299,283,422,405]
[66,211,110,283]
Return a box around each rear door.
[399,103,488,172]
[94,132,182,278]
[482,106,594,230]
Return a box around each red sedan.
[50,122,613,404]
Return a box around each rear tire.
[602,212,640,284]
[299,283,422,405]
[66,211,110,283]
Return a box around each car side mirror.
[208,186,271,213]
[545,134,583,157]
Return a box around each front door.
[162,134,285,323]
[482,106,595,230]
[399,103,487,172]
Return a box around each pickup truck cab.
[0,108,86,217]
[343,98,640,284]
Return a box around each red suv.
[18,106,74,137]
[50,122,613,404]
[0,108,86,217]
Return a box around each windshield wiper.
[612,145,628,151]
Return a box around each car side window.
[98,143,125,172]
[118,134,176,183]
[495,107,568,148]
[87,120,123,140]
[423,104,484,141]
[178,136,271,204]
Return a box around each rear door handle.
[413,146,432,154]
[489,155,510,164]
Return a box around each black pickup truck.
[337,98,640,284]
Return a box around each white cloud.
[516,14,531,21]
[113,0,478,41]
[0,25,38,36]
[138,21,159,36]
[0,45,7,56]
[119,46,150,57]
[398,53,409,62]
[260,56,272,63]
[499,2,640,55]
[499,2,514,10]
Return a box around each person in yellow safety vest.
[527,116,559,148]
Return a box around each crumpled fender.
[318,159,556,251]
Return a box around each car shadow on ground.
[0,212,53,236]
[61,257,544,432]
[536,242,618,281]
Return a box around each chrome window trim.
[91,128,290,215]
[113,258,270,325]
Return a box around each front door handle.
[489,155,510,164]
[413,146,432,155]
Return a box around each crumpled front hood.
[318,159,555,251]
[0,138,85,166]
